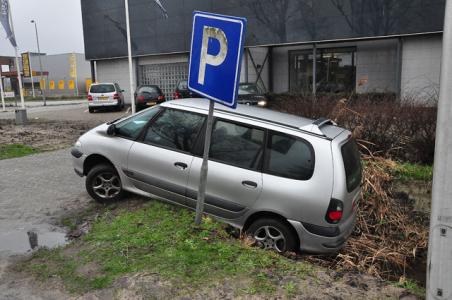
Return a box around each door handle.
[174,162,188,170]
[242,180,258,188]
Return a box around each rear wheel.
[246,218,297,253]
[86,164,124,203]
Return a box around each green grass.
[17,201,315,296]
[0,144,40,160]
[393,163,433,181]
[394,279,426,298]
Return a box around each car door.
[186,118,264,220]
[126,108,206,206]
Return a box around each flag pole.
[124,0,136,114]
[7,0,25,109]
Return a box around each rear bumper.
[88,100,119,107]
[288,211,356,254]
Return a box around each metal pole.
[124,0,136,114]
[8,3,25,109]
[29,52,35,98]
[312,43,317,96]
[195,100,215,225]
[427,0,452,299]
[32,21,46,106]
[14,48,25,109]
[0,71,5,112]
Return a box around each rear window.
[177,81,188,90]
[238,84,259,95]
[138,86,159,94]
[341,139,362,192]
[90,84,115,93]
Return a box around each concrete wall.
[96,58,137,104]
[241,47,270,92]
[355,39,398,93]
[401,35,442,103]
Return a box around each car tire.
[88,107,94,113]
[246,218,297,253]
[86,164,124,204]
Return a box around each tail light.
[158,95,165,101]
[137,95,145,102]
[113,93,120,100]
[325,199,344,224]
[87,95,93,101]
[173,91,181,99]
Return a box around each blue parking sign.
[188,11,247,108]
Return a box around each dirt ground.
[0,119,94,151]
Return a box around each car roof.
[162,98,346,140]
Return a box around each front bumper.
[288,211,357,254]
[71,147,85,177]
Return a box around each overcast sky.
[0,0,84,56]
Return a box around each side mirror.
[107,124,117,136]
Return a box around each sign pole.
[426,0,452,298]
[0,70,5,112]
[124,0,136,114]
[195,100,215,225]
[29,52,36,98]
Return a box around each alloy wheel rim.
[253,226,286,252]
[92,172,121,199]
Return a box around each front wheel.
[246,218,297,253]
[88,107,94,113]
[86,164,124,203]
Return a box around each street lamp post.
[31,20,46,106]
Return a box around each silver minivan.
[88,83,125,113]
[72,99,362,254]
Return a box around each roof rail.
[299,117,337,136]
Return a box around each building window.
[289,47,356,94]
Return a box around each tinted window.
[144,109,205,152]
[266,132,315,180]
[115,106,160,139]
[210,120,264,170]
[90,84,115,93]
[138,86,160,94]
[177,81,188,90]
[341,139,362,192]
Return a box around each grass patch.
[393,163,433,181]
[0,144,40,160]
[17,201,315,296]
[394,279,426,298]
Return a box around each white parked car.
[87,83,125,113]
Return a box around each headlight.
[74,140,82,149]
[257,100,267,107]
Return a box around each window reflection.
[289,48,356,94]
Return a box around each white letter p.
[198,26,228,85]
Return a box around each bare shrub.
[267,93,437,164]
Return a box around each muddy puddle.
[0,229,67,254]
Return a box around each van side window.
[265,132,315,180]
[144,109,205,152]
[210,120,264,170]
[116,106,160,140]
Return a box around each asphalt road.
[0,101,131,123]
[0,149,91,299]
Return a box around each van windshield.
[90,84,115,93]
[341,138,362,192]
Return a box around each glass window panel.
[144,109,205,152]
[210,120,264,170]
[266,132,315,180]
[116,106,161,139]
